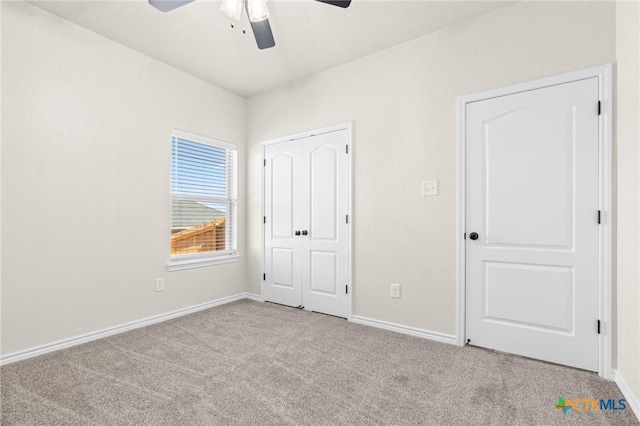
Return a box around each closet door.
[263,140,303,308]
[263,128,350,318]
[301,130,349,318]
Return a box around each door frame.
[455,65,613,379]
[261,122,354,320]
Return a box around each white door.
[302,131,349,317]
[465,78,600,371]
[263,140,303,308]
[263,129,350,318]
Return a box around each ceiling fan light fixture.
[220,0,243,21]
[247,0,269,23]
[150,0,349,51]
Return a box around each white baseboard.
[613,370,640,422]
[0,292,256,366]
[244,292,264,302]
[350,315,457,345]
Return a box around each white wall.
[616,0,640,408]
[1,1,247,356]
[247,1,616,335]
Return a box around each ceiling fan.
[148,0,351,50]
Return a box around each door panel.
[310,145,338,241]
[466,77,599,371]
[271,154,296,238]
[271,248,295,288]
[302,130,349,317]
[310,251,338,294]
[484,106,575,249]
[483,262,574,332]
[263,141,302,307]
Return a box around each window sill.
[167,254,240,272]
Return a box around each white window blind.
[170,130,237,261]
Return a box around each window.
[168,129,238,271]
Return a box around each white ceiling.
[30,0,515,98]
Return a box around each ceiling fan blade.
[250,19,276,50]
[314,0,351,8]
[148,0,195,12]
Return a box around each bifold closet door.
[263,129,350,318]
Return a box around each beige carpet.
[1,300,637,425]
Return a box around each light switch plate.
[422,180,438,196]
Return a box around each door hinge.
[346,145,349,154]
[598,210,601,224]
[263,273,266,281]
[263,216,266,224]
[598,101,601,116]
[597,319,601,334]
[464,232,467,240]
[264,159,266,166]
[346,284,349,294]
[346,214,349,224]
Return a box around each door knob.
[301,230,308,236]
[295,230,301,236]
[469,232,479,240]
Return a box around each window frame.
[167,129,239,272]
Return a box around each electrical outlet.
[390,283,401,299]
[155,278,164,292]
